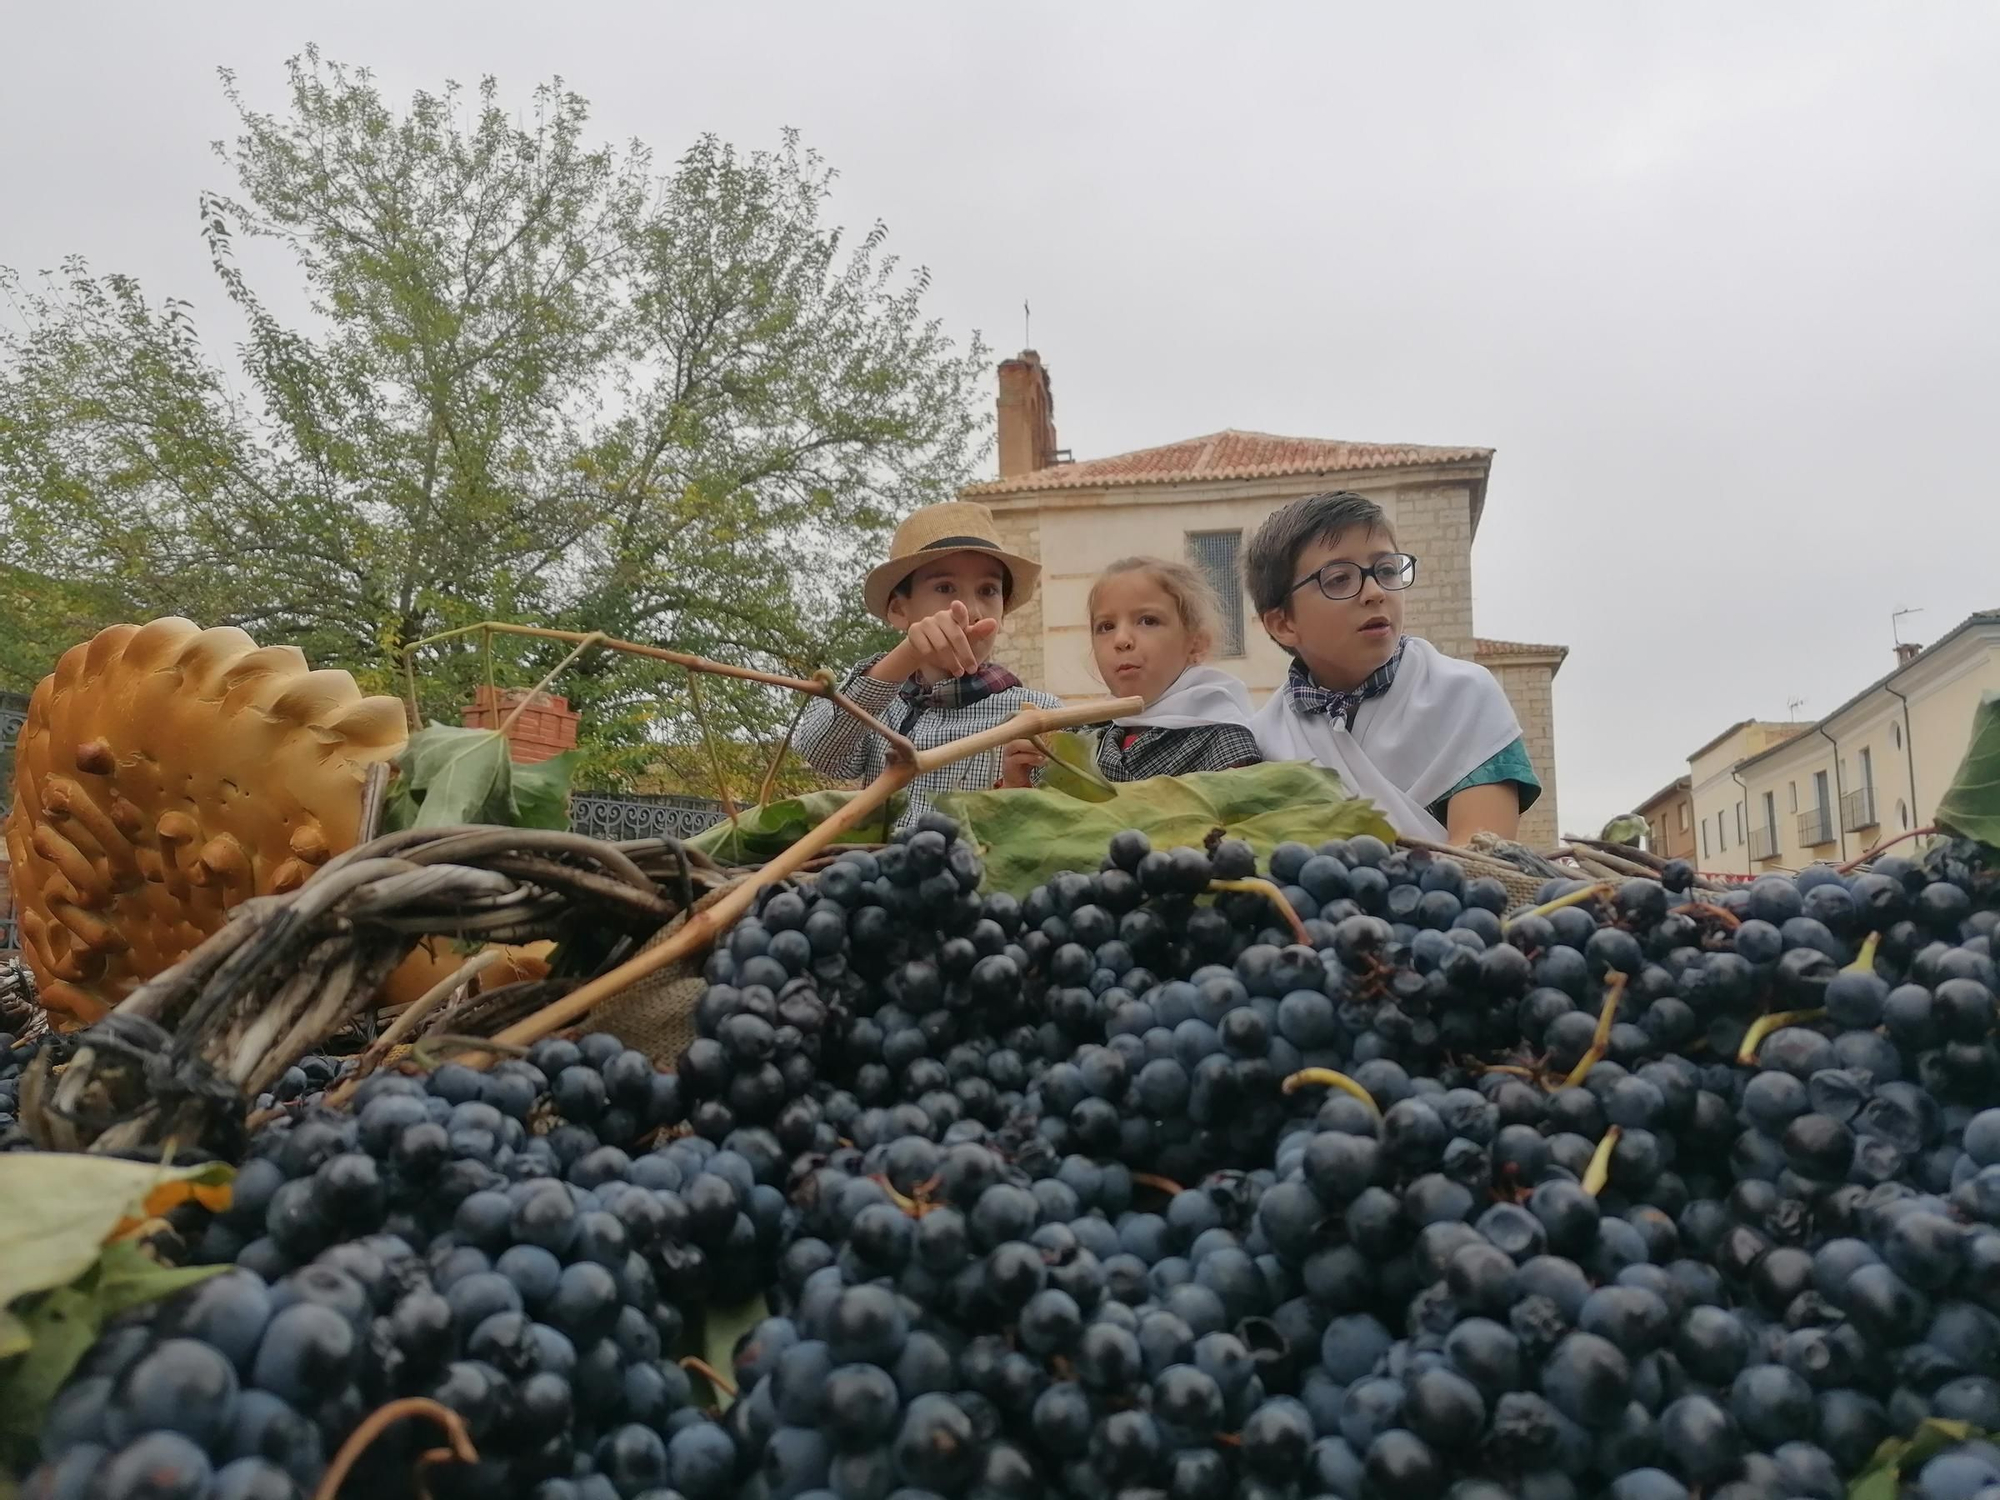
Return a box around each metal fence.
[1841,785,1878,834]
[1798,805,1835,849]
[569,790,728,844]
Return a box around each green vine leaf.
[1936,692,2000,848]
[384,723,576,832]
[938,760,1398,896]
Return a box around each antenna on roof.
[1023,300,1031,351]
[1892,606,1924,646]
[1786,696,1808,719]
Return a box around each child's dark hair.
[1243,491,1396,616]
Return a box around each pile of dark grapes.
[17,818,2000,1500]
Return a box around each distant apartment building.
[1665,611,1999,875]
[960,352,1569,845]
[1687,720,1812,877]
[1634,775,1696,863]
[1732,613,2000,870]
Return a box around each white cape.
[1112,663,1258,731]
[1250,636,1521,842]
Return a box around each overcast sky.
[4,3,1996,834]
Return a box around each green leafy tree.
[0,49,988,791]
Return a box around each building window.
[1186,531,1246,658]
[1898,799,1909,829]
[1892,721,1903,750]
[1717,812,1726,852]
[1762,790,1776,835]
[1789,782,1798,813]
[1736,802,1744,841]
[1678,803,1689,831]
[1701,820,1710,859]
[1860,746,1873,790]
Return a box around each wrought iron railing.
[1841,785,1878,833]
[1748,825,1778,862]
[569,790,728,844]
[1798,806,1835,848]
[0,691,28,818]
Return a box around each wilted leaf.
[939,760,1398,896]
[0,1156,233,1311]
[686,790,905,866]
[1937,692,2000,849]
[385,723,577,832]
[1038,732,1116,803]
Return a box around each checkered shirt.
[794,655,1061,829]
[1092,723,1264,782]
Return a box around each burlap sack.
[582,876,753,1066]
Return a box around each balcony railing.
[1798,806,1835,848]
[1841,785,1878,833]
[1748,825,1779,862]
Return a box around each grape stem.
[679,1355,739,1398]
[1131,1171,1187,1198]
[1672,901,1741,931]
[310,1397,477,1500]
[1207,878,1311,946]
[1736,1008,1827,1066]
[1558,971,1628,1089]
[1839,826,1938,873]
[1582,1125,1622,1197]
[1504,882,1616,932]
[1843,930,1883,974]
[1281,1067,1382,1118]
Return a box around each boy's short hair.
[1243,491,1396,616]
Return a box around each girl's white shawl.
[1250,636,1521,842]
[1111,663,1258,731]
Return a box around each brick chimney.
[1894,641,1923,668]
[464,685,579,764]
[996,350,1059,479]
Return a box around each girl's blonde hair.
[1088,556,1225,659]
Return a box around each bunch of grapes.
[16,819,2000,1500]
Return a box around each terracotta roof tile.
[963,428,1492,497]
[1474,637,1570,660]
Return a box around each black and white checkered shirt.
[1092,723,1263,782]
[795,656,1061,829]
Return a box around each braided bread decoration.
[4,618,408,1027]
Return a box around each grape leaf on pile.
[1846,1418,1994,1500]
[383,722,579,832]
[1936,691,2000,849]
[688,789,909,865]
[939,759,1397,896]
[0,1158,233,1468]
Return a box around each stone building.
[1634,775,1697,863]
[959,351,1568,845]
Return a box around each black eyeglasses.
[1290,553,1418,602]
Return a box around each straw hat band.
[922,536,1003,552]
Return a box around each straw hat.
[862,501,1041,621]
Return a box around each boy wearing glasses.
[1246,491,1540,843]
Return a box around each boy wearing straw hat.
[795,501,1060,828]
